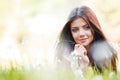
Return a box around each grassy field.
[0,62,120,80]
[0,49,120,80]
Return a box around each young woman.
[55,6,117,74]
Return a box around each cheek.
[88,31,94,41]
[71,32,78,41]
[72,33,78,43]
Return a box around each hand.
[74,44,87,56]
[71,44,89,71]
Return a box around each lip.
[80,38,87,43]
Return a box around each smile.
[80,38,87,43]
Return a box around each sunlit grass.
[0,0,120,80]
[0,61,120,80]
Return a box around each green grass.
[0,53,120,80]
[0,63,120,80]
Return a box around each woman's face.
[71,17,93,47]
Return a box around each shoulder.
[108,41,119,54]
[90,40,117,60]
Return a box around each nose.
[79,29,85,36]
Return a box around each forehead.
[71,17,87,27]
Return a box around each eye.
[84,25,90,30]
[71,28,78,32]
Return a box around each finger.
[75,44,80,47]
[75,44,82,48]
[74,44,87,56]
[78,45,87,55]
[75,44,80,49]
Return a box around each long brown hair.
[56,6,117,72]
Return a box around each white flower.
[92,75,103,80]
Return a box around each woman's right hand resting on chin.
[70,44,90,76]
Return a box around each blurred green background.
[0,0,120,79]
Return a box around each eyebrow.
[83,24,89,27]
[71,23,88,28]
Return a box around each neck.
[85,45,90,54]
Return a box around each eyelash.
[71,29,78,32]
[71,25,90,33]
[84,25,90,30]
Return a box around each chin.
[81,43,87,46]
[81,42,89,46]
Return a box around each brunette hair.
[56,6,117,72]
